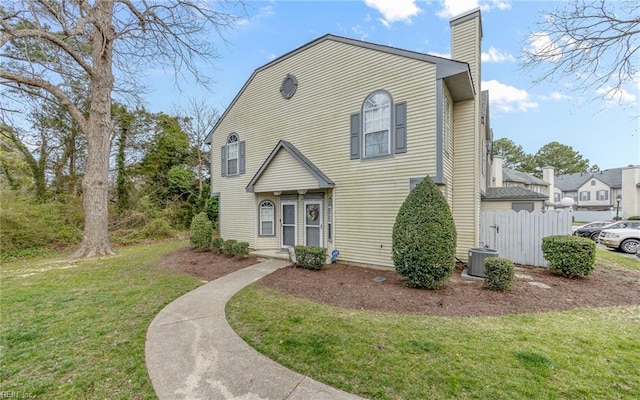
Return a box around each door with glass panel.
[281,201,297,248]
[304,200,323,247]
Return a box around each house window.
[579,191,590,201]
[591,180,596,186]
[363,91,391,157]
[596,190,609,201]
[226,133,239,175]
[259,200,275,236]
[444,95,452,154]
[554,193,561,202]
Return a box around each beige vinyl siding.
[442,85,454,203]
[451,100,479,260]
[451,13,482,261]
[212,39,439,267]
[576,178,611,207]
[254,150,319,193]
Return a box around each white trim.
[281,200,297,248]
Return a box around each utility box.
[468,247,499,278]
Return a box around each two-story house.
[554,166,640,218]
[206,8,489,267]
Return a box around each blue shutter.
[220,146,226,177]
[350,113,360,159]
[239,141,246,174]
[395,102,407,154]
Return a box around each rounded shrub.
[189,212,213,252]
[541,235,596,278]
[212,237,224,254]
[223,239,237,256]
[392,177,457,289]
[484,257,515,292]
[233,241,250,258]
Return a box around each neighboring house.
[483,155,550,212]
[206,8,487,267]
[554,166,640,217]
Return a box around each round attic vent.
[280,74,298,99]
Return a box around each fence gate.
[479,209,572,267]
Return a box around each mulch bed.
[158,246,640,317]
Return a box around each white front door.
[281,201,297,248]
[304,200,323,247]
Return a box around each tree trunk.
[72,1,116,258]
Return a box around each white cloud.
[482,80,539,112]
[437,0,511,19]
[364,0,422,25]
[550,92,570,101]
[428,51,451,59]
[236,6,275,28]
[481,46,515,63]
[596,86,637,104]
[526,32,562,62]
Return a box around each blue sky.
[144,0,640,171]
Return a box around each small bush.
[189,212,213,251]
[628,215,640,220]
[542,235,596,278]
[233,241,250,258]
[212,237,224,254]
[392,177,457,289]
[223,239,238,256]
[484,258,515,292]
[141,218,176,240]
[293,246,327,270]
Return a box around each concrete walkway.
[145,258,366,400]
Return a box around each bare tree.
[175,98,219,198]
[521,0,640,101]
[1,1,239,258]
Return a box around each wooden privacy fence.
[479,209,572,267]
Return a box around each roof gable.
[246,140,334,193]
[555,168,622,191]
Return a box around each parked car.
[599,227,640,254]
[574,221,640,241]
[571,220,613,234]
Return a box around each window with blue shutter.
[221,132,245,177]
[350,91,406,159]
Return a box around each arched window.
[259,200,275,236]
[363,91,391,157]
[226,133,239,175]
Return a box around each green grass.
[227,259,640,400]
[1,241,201,399]
[596,247,640,270]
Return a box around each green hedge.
[484,257,515,292]
[392,177,457,289]
[541,235,596,278]
[293,246,327,270]
[233,241,250,258]
[189,212,213,251]
[212,237,224,254]
[223,239,237,256]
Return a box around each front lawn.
[1,241,201,399]
[227,251,640,400]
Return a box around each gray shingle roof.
[483,187,549,200]
[554,168,622,191]
[503,168,549,186]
